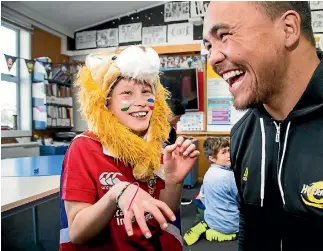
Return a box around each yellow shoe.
[205,229,237,242]
[183,221,208,246]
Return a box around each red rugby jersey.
[60,132,182,251]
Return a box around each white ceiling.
[4,1,164,36]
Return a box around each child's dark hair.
[167,99,185,116]
[203,137,230,159]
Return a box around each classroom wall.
[31,27,69,63]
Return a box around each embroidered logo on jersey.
[301,181,323,209]
[242,168,248,181]
[99,172,122,190]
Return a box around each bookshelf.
[32,57,74,130]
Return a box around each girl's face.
[107,78,155,136]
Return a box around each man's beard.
[233,78,282,111]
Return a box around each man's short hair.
[255,1,315,46]
[203,137,230,159]
[167,99,185,116]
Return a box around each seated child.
[59,46,199,251]
[184,137,239,245]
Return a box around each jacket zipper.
[273,122,281,174]
[274,121,283,251]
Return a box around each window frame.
[1,22,32,138]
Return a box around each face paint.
[121,100,134,105]
[120,100,133,112]
[146,98,155,110]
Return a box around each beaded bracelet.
[115,183,132,209]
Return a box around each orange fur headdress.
[75,46,170,181]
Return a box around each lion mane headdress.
[76,46,171,181]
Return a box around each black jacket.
[231,56,323,251]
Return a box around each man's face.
[203,2,287,110]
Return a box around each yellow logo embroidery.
[301,181,323,209]
[243,168,248,181]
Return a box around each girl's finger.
[183,144,196,156]
[153,199,176,222]
[123,210,135,237]
[133,203,152,239]
[142,201,168,230]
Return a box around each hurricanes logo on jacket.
[99,172,122,190]
[301,181,323,209]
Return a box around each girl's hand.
[163,136,200,184]
[111,182,176,238]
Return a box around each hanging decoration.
[4,54,18,72]
[2,53,85,75]
[24,59,35,74]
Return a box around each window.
[1,25,19,129]
[1,23,32,135]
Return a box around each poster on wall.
[119,23,142,43]
[160,55,202,70]
[75,31,97,50]
[190,1,209,18]
[207,97,245,126]
[164,1,190,22]
[310,1,323,10]
[206,63,246,131]
[97,28,118,47]
[314,34,323,50]
[207,78,231,97]
[312,11,323,32]
[177,112,204,131]
[142,26,167,45]
[167,23,193,44]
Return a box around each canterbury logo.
[242,168,248,181]
[99,172,122,186]
[301,181,323,209]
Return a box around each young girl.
[59,46,199,250]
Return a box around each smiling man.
[204,2,323,251]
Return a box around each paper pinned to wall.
[190,1,209,18]
[142,26,167,45]
[164,1,190,22]
[75,31,97,50]
[177,112,204,131]
[97,28,118,47]
[206,97,246,132]
[310,1,323,10]
[312,11,323,32]
[167,23,193,44]
[207,78,231,97]
[118,23,142,43]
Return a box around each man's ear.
[281,10,301,49]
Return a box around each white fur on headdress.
[115,46,160,85]
[85,46,160,94]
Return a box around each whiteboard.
[75,31,97,50]
[142,26,167,45]
[119,23,142,43]
[167,23,193,44]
